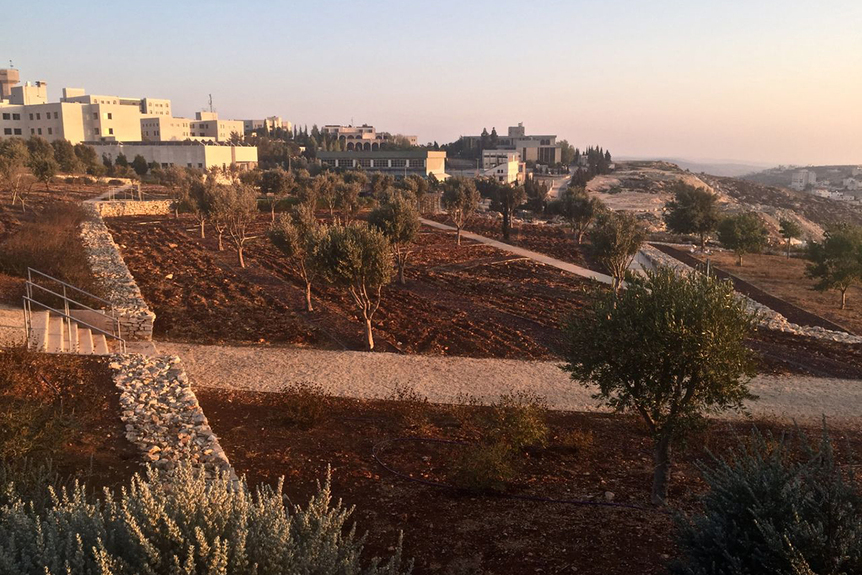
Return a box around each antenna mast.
[208,94,213,113]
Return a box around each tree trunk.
[456,226,462,246]
[841,288,847,310]
[699,232,705,251]
[736,253,742,266]
[271,202,276,223]
[576,229,585,245]
[237,246,245,268]
[502,212,511,241]
[199,219,205,239]
[217,232,224,251]
[365,318,374,350]
[786,239,791,258]
[305,282,313,312]
[651,434,672,506]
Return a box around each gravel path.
[160,342,862,427]
[420,218,614,284]
[0,304,25,347]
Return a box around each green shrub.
[454,442,516,492]
[673,428,862,574]
[279,382,331,429]
[484,392,549,452]
[0,464,410,575]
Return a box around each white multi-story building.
[321,124,418,150]
[89,141,258,171]
[462,123,562,164]
[481,150,525,184]
[243,116,292,134]
[790,169,817,191]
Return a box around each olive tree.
[319,224,393,350]
[206,183,232,251]
[477,179,526,241]
[0,139,31,209]
[548,186,605,244]
[589,211,645,292]
[335,180,362,224]
[270,210,325,312]
[223,183,259,268]
[161,165,188,217]
[27,142,58,191]
[260,168,295,223]
[313,171,340,217]
[779,217,803,258]
[369,197,421,285]
[806,224,862,310]
[561,267,757,505]
[716,212,768,266]
[664,182,720,250]
[441,176,480,245]
[179,179,211,239]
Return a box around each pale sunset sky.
[4,0,861,165]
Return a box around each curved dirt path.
[160,342,862,427]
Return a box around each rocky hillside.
[586,161,862,240]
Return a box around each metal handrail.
[27,268,114,309]
[23,296,126,353]
[26,281,122,344]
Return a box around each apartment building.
[244,116,292,134]
[321,124,419,150]
[318,150,446,178]
[89,141,258,171]
[481,150,525,184]
[462,123,562,164]
[0,70,172,143]
[189,112,244,142]
[141,116,190,141]
[791,169,817,191]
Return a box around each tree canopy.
[664,183,720,250]
[589,211,645,291]
[806,224,862,310]
[716,213,768,265]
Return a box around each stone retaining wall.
[110,354,233,476]
[80,203,155,340]
[92,199,174,218]
[639,244,862,344]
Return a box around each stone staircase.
[27,309,113,355]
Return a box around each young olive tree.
[716,212,768,266]
[548,186,605,244]
[260,167,295,223]
[562,267,757,505]
[313,171,340,217]
[806,224,862,310]
[206,183,232,251]
[664,182,720,250]
[224,183,259,268]
[319,224,394,350]
[270,210,325,312]
[478,179,526,241]
[441,176,480,245]
[335,180,362,224]
[779,217,803,258]
[369,197,421,285]
[589,211,645,292]
[179,179,211,239]
[27,142,58,191]
[161,165,188,218]
[0,139,31,209]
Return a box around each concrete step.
[46,316,64,353]
[77,326,94,354]
[28,310,50,351]
[92,333,109,355]
[68,319,79,353]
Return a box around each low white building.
[481,150,525,184]
[89,141,258,171]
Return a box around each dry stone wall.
[80,203,155,340]
[110,354,233,476]
[639,244,862,344]
[92,199,174,218]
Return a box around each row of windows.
[335,159,425,168]
[2,128,23,135]
[1,113,21,120]
[1,111,62,121]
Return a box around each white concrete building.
[481,150,525,184]
[791,169,817,191]
[243,116,292,134]
[321,124,418,150]
[89,141,258,171]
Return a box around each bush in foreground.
[673,428,862,575]
[0,464,410,575]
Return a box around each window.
[3,128,10,135]
[47,128,52,135]
[53,112,58,119]
[357,159,372,168]
[93,113,98,120]
[187,163,192,168]
[13,128,21,135]
[94,128,99,135]
[36,113,41,120]
[107,113,113,120]
[391,159,406,168]
[37,128,42,135]
[409,159,424,168]
[1,113,9,120]
[30,128,35,135]
[198,163,203,168]
[108,128,114,135]
[12,114,19,120]
[29,113,33,120]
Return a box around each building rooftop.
[318,150,444,159]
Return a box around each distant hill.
[743,165,861,188]
[616,157,774,177]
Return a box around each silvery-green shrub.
[0,464,410,575]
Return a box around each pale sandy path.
[0,304,25,347]
[420,218,614,284]
[160,342,862,427]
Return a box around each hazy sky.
[4,0,861,165]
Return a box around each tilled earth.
[197,387,862,575]
[106,214,598,359]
